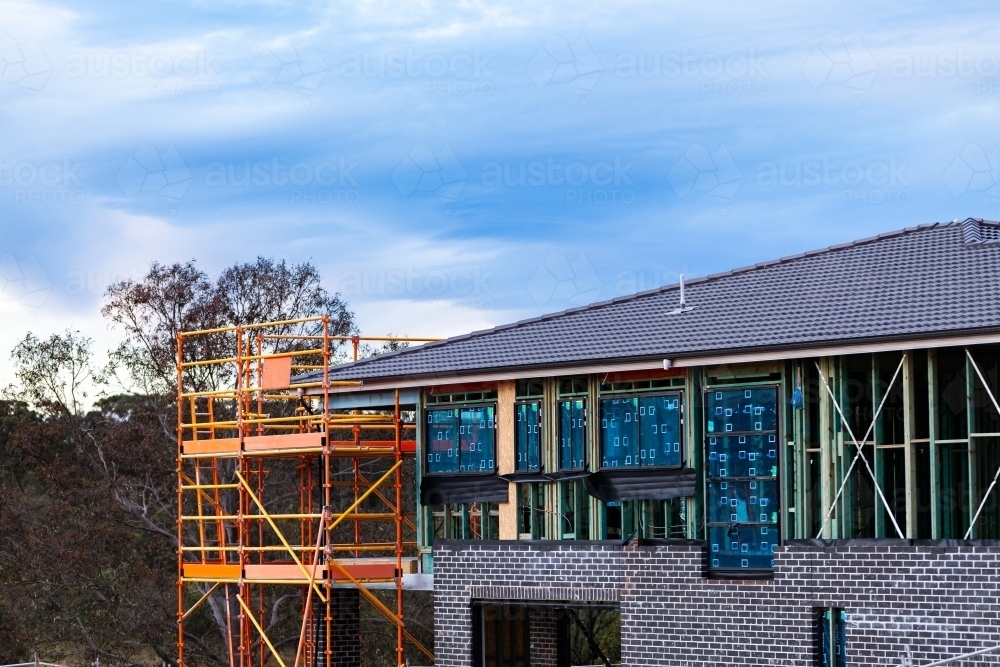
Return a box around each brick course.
[432,540,1000,666]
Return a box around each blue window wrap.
[818,608,847,667]
[705,386,779,572]
[515,401,542,472]
[559,399,586,470]
[600,397,638,467]
[425,405,496,474]
[600,393,682,468]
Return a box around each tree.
[0,258,357,666]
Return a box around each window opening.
[558,376,589,396]
[939,442,970,538]
[975,437,1000,538]
[971,345,1000,435]
[843,355,873,439]
[516,483,544,539]
[562,607,620,667]
[805,449,822,538]
[425,404,496,474]
[599,392,682,468]
[515,400,542,472]
[479,604,530,667]
[937,348,968,440]
[915,442,932,538]
[847,445,875,538]
[879,447,907,536]
[560,480,589,539]
[599,376,684,392]
[705,385,779,572]
[559,399,587,470]
[605,501,622,540]
[426,389,499,405]
[515,378,545,398]
[876,351,905,445]
[816,607,847,667]
[913,350,930,440]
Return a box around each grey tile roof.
[305,219,1000,383]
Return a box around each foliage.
[0,258,389,666]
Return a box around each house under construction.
[177,218,1000,667]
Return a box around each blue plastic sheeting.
[706,386,780,572]
[708,525,777,570]
[559,399,587,470]
[425,405,496,474]
[515,401,542,472]
[600,393,682,468]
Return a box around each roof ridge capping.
[962,218,984,244]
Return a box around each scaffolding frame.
[175,316,436,667]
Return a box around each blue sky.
[1,0,999,382]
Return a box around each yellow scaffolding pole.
[236,593,288,667]
[234,470,327,603]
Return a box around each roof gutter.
[306,328,1000,395]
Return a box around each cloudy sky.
[1,0,998,382]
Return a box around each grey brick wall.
[529,607,558,667]
[432,540,1000,667]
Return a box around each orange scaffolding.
[175,316,436,667]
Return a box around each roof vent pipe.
[670,273,695,314]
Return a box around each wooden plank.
[497,380,517,539]
[261,355,292,389]
[244,433,324,451]
[182,438,240,456]
[243,558,417,581]
[183,563,241,579]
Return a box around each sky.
[1,0,999,385]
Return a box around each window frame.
[703,383,782,575]
[423,401,498,476]
[598,390,684,470]
[557,396,588,471]
[514,398,543,473]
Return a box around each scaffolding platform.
[175,316,437,667]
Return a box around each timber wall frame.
[415,343,1000,552]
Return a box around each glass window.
[425,405,496,474]
[639,394,682,466]
[705,386,779,572]
[600,397,638,467]
[559,398,586,470]
[426,408,459,474]
[817,608,847,667]
[600,393,683,468]
[515,401,542,472]
[461,405,496,473]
